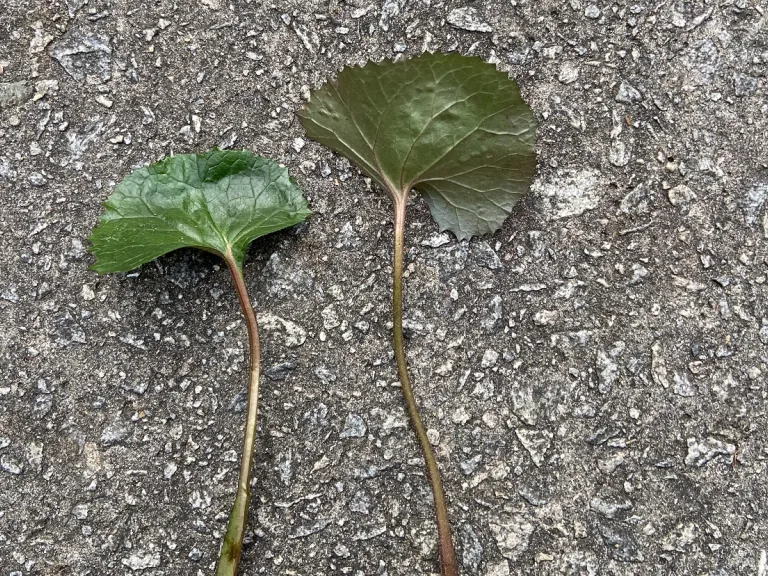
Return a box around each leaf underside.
[298,51,538,240]
[89,149,312,273]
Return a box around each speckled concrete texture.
[0,1,766,575]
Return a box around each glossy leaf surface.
[298,52,537,239]
[89,149,311,273]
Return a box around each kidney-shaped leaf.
[298,51,537,240]
[89,149,311,273]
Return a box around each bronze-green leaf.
[298,51,537,240]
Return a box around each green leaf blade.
[89,149,311,273]
[299,51,537,240]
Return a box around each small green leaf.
[88,149,311,273]
[298,51,537,240]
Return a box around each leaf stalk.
[392,198,459,576]
[216,251,262,576]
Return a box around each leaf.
[88,149,312,574]
[89,149,312,273]
[298,51,537,240]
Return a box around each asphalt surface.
[1,1,767,575]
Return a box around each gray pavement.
[0,1,767,575]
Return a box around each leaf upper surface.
[298,52,537,240]
[89,150,311,273]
